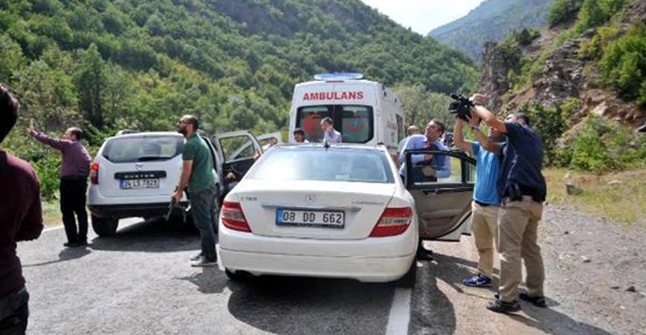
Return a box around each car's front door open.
[404,149,476,241]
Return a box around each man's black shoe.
[519,293,547,308]
[64,241,78,247]
[416,248,434,261]
[486,299,521,314]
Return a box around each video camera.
[448,93,473,122]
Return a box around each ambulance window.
[296,106,331,143]
[340,106,373,143]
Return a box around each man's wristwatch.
[470,125,480,130]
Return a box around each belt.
[474,200,491,207]
[61,175,87,181]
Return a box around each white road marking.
[43,225,64,232]
[386,288,412,335]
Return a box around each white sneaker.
[190,252,203,261]
[190,256,217,267]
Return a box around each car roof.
[108,131,182,140]
[270,143,389,153]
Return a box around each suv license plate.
[276,209,344,228]
[120,178,160,189]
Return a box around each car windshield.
[102,135,184,163]
[247,147,394,183]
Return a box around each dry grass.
[544,168,646,225]
[42,201,61,227]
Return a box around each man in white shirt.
[320,117,342,143]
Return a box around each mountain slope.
[0,0,477,137]
[429,0,554,61]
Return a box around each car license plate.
[276,209,345,228]
[120,178,160,189]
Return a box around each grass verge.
[42,201,60,227]
[544,168,646,226]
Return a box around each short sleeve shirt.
[472,143,501,205]
[182,134,215,193]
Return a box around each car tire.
[225,269,253,282]
[91,215,119,237]
[395,260,417,288]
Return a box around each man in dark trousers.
[471,93,547,314]
[0,84,44,334]
[173,115,217,267]
[28,121,91,247]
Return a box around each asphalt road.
[17,211,627,335]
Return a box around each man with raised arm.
[28,121,91,247]
[453,108,505,288]
[470,93,547,314]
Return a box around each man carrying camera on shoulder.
[470,93,548,314]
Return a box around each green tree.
[74,43,107,128]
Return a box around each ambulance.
[287,73,406,157]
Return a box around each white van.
[287,73,406,157]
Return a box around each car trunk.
[97,157,183,198]
[234,180,395,240]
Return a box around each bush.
[521,101,571,166]
[548,0,584,27]
[599,23,646,106]
[557,116,645,173]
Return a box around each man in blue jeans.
[173,115,217,267]
[0,84,44,334]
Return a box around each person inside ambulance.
[293,128,310,144]
[320,117,342,144]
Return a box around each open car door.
[212,130,263,197]
[404,149,477,241]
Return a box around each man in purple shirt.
[0,83,43,334]
[28,121,91,247]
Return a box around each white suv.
[87,130,263,237]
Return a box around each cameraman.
[0,84,44,334]
[453,112,505,288]
[470,93,547,314]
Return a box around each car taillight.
[221,201,251,232]
[90,162,99,184]
[369,207,413,237]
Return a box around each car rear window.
[247,147,394,183]
[102,135,184,163]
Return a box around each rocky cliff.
[479,0,646,130]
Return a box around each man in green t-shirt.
[172,115,217,267]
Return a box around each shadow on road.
[89,217,200,253]
[226,276,393,335]
[432,252,614,335]
[22,246,91,267]
[176,267,228,295]
[410,258,457,335]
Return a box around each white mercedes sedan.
[218,144,476,283]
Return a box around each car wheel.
[225,269,253,282]
[91,215,119,237]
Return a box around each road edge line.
[386,288,412,335]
